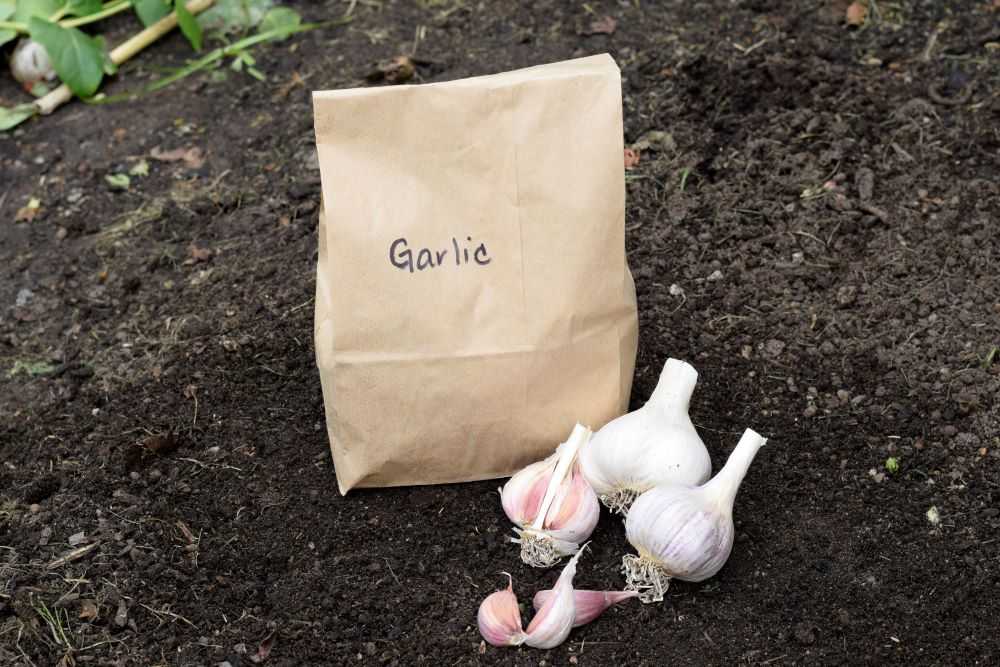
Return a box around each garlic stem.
[530,423,589,531]
[703,428,766,512]
[647,358,698,419]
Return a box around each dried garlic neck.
[621,553,671,604]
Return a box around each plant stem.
[62,0,133,29]
[49,7,71,22]
[35,0,216,116]
[0,21,27,33]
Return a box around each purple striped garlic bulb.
[623,428,767,602]
[500,423,600,567]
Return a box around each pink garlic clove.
[532,589,638,627]
[501,454,556,527]
[477,574,526,647]
[543,464,600,536]
[523,547,586,648]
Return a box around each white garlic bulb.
[622,428,766,602]
[579,358,711,514]
[10,39,57,88]
[476,547,589,649]
[501,424,599,567]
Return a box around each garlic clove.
[623,427,767,603]
[542,464,599,535]
[532,589,638,627]
[477,573,526,647]
[523,546,586,648]
[580,358,712,515]
[500,454,555,527]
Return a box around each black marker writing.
[389,237,492,273]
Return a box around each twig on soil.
[732,38,769,55]
[47,542,100,570]
[927,82,973,107]
[921,23,943,62]
[138,602,198,629]
[791,230,828,248]
[34,0,216,116]
[383,558,401,586]
[858,202,889,223]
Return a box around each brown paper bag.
[312,54,638,493]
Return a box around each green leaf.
[258,7,299,40]
[105,173,130,189]
[29,17,105,97]
[133,0,169,26]
[8,359,59,377]
[66,0,102,17]
[0,104,37,132]
[94,34,117,74]
[174,0,202,51]
[14,0,60,23]
[129,159,149,176]
[198,0,272,34]
[0,3,16,45]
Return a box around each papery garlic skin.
[502,424,598,567]
[11,40,56,88]
[623,428,766,603]
[477,574,526,647]
[580,358,712,514]
[523,547,585,648]
[532,589,638,627]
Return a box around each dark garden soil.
[2,0,999,664]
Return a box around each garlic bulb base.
[621,554,671,604]
[513,529,579,568]
[599,487,641,516]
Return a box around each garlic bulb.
[623,428,766,602]
[476,547,589,649]
[10,40,57,88]
[532,589,637,627]
[580,358,712,514]
[501,423,599,567]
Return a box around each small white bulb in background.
[11,39,57,90]
[580,358,712,514]
[623,428,767,602]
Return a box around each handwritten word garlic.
[477,548,589,649]
[532,589,637,627]
[623,428,766,602]
[10,40,56,89]
[580,358,711,514]
[501,424,599,567]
